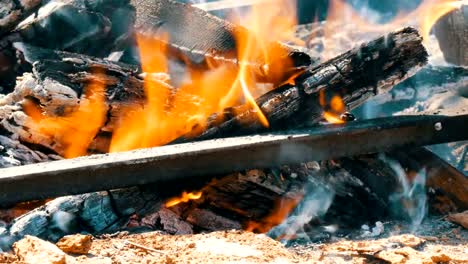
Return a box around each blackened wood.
[0,160,393,248]
[2,145,464,249]
[390,147,468,213]
[0,0,135,93]
[14,0,136,57]
[1,43,147,155]
[0,112,467,207]
[174,27,428,142]
[0,135,58,168]
[0,0,42,37]
[434,5,467,66]
[129,0,312,83]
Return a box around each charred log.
[434,5,468,66]
[0,160,393,250]
[0,0,135,93]
[0,43,146,155]
[0,0,42,37]
[174,27,428,142]
[128,0,313,83]
[2,146,464,250]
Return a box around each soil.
[1,229,467,264]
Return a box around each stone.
[56,234,93,254]
[447,211,468,229]
[13,235,66,264]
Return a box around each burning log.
[129,0,313,83]
[0,27,428,157]
[174,27,428,142]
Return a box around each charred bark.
[128,0,313,83]
[0,27,427,155]
[0,0,42,37]
[0,43,147,155]
[0,159,396,250]
[173,27,428,142]
[0,0,136,93]
[434,5,468,66]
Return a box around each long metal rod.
[0,113,467,206]
[193,0,272,11]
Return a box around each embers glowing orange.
[319,90,346,124]
[165,191,203,208]
[245,194,303,233]
[24,71,108,158]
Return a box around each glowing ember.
[319,90,346,124]
[165,191,203,208]
[245,195,303,233]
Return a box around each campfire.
[0,0,467,263]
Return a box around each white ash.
[361,221,385,238]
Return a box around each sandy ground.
[1,229,467,264]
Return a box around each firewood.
[0,160,385,247]
[129,0,313,83]
[434,5,467,66]
[2,144,464,249]
[0,0,135,93]
[173,27,428,142]
[0,0,42,37]
[0,27,427,156]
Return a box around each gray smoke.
[267,183,335,243]
[380,154,428,232]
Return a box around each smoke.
[380,154,428,232]
[267,182,335,243]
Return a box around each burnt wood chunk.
[174,27,428,142]
[0,0,135,93]
[1,145,464,250]
[0,0,42,37]
[14,0,136,57]
[129,0,312,83]
[434,5,468,66]
[1,43,147,155]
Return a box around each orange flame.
[24,71,107,158]
[165,191,203,208]
[319,90,346,124]
[110,0,299,152]
[245,194,303,233]
[23,0,300,156]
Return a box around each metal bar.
[0,113,467,206]
[193,0,272,11]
